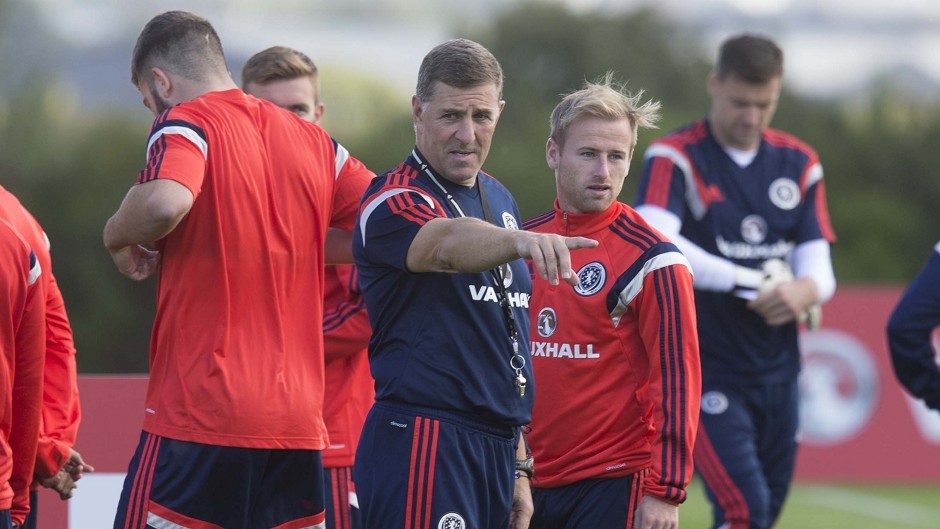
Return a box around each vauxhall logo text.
[468,285,530,308]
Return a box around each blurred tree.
[0,80,154,373]
[473,3,711,219]
[467,2,939,284]
[0,2,938,374]
[318,65,413,174]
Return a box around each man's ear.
[412,95,423,122]
[151,67,172,98]
[494,99,506,124]
[706,71,719,99]
[546,137,559,170]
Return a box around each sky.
[12,0,940,104]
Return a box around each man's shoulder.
[608,204,679,252]
[763,127,818,158]
[522,210,554,232]
[651,120,710,150]
[479,171,520,207]
[367,161,428,193]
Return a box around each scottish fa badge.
[769,178,800,210]
[574,262,606,296]
[438,512,466,529]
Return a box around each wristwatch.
[514,456,534,479]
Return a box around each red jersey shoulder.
[522,210,554,232]
[656,120,709,151]
[763,127,819,161]
[619,205,669,243]
[0,219,35,282]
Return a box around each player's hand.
[109,244,161,281]
[748,276,818,326]
[515,233,597,287]
[38,467,76,500]
[509,475,533,529]
[634,495,678,529]
[65,448,94,482]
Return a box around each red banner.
[795,286,940,482]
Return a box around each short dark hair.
[715,34,783,84]
[131,10,228,86]
[415,39,503,102]
[241,46,320,103]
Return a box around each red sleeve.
[636,261,701,504]
[137,120,208,198]
[10,255,45,525]
[323,265,371,360]
[33,273,80,479]
[329,146,374,231]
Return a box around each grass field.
[680,479,940,528]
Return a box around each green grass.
[680,479,940,528]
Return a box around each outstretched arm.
[406,217,597,287]
[636,205,764,293]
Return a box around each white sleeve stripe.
[934,240,940,254]
[146,512,187,529]
[358,188,436,246]
[611,251,692,327]
[644,143,707,220]
[335,143,350,179]
[28,252,41,286]
[147,126,208,161]
[349,490,359,508]
[805,162,823,189]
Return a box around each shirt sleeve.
[794,161,837,244]
[635,143,691,218]
[136,118,208,198]
[9,248,45,526]
[633,244,701,504]
[34,273,80,479]
[791,239,836,304]
[356,184,445,271]
[636,204,743,293]
[323,264,371,360]
[330,141,375,231]
[886,243,940,410]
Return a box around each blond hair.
[550,72,661,149]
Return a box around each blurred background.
[2,1,939,526]
[2,0,938,372]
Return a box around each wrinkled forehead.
[422,81,502,108]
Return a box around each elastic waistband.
[375,401,518,439]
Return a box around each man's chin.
[441,168,479,185]
[440,161,481,183]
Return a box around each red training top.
[0,218,44,519]
[135,89,371,449]
[0,186,80,524]
[321,263,374,468]
[524,201,701,504]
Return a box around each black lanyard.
[411,150,528,397]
